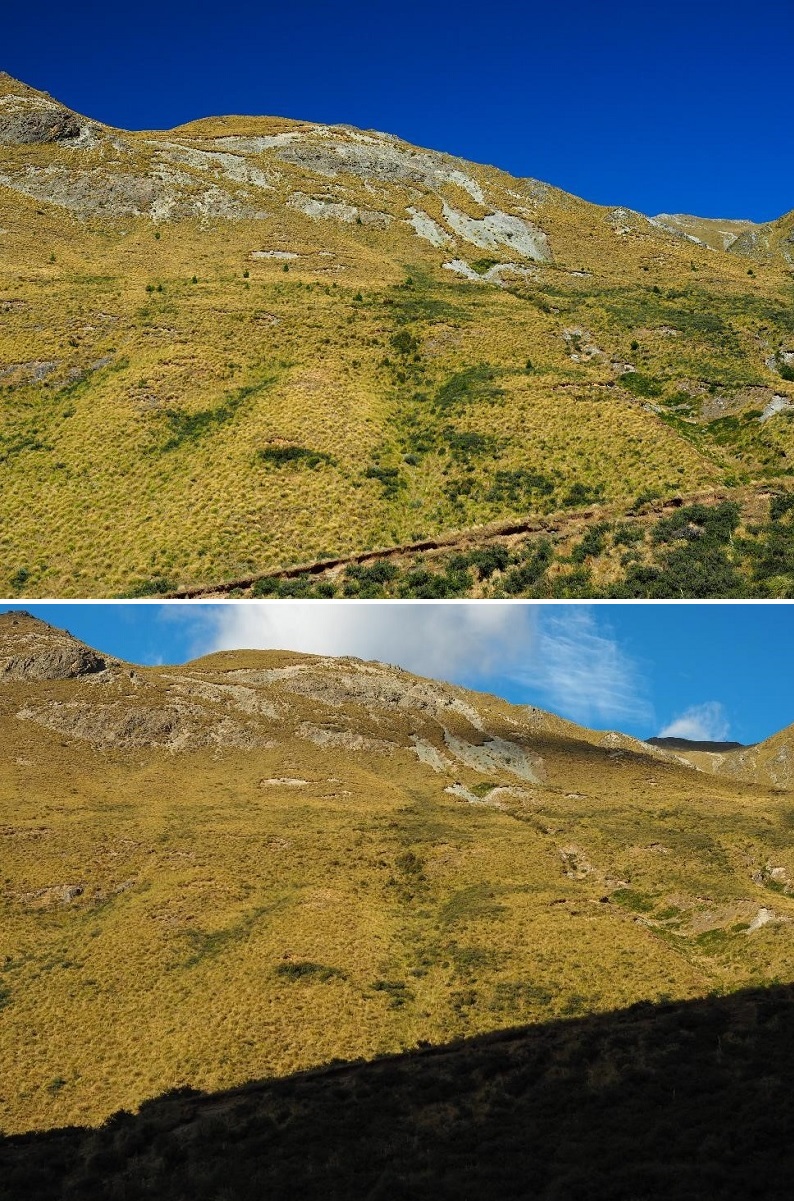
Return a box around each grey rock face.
[0,99,83,145]
[1,643,107,681]
[0,612,107,680]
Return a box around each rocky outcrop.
[0,95,84,145]
[0,612,108,681]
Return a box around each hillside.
[1,75,794,598]
[4,985,794,1200]
[2,611,794,1151]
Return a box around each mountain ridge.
[0,73,786,234]
[1,611,791,784]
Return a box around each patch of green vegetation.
[440,884,506,927]
[694,929,732,953]
[466,545,510,579]
[613,522,644,546]
[372,979,412,1008]
[486,468,555,506]
[619,372,664,398]
[364,464,404,498]
[154,376,276,454]
[470,258,501,275]
[387,271,466,326]
[652,502,740,546]
[0,431,52,463]
[122,576,175,598]
[251,575,330,599]
[397,564,472,598]
[435,365,504,412]
[342,560,399,598]
[570,521,610,562]
[561,481,604,508]
[8,567,31,592]
[490,980,553,1010]
[612,889,655,913]
[390,329,421,357]
[503,540,554,595]
[275,962,347,983]
[258,445,336,469]
[442,427,498,461]
[614,545,744,599]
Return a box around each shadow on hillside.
[3,983,794,1200]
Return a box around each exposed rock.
[162,675,280,718]
[406,207,453,247]
[759,395,794,423]
[0,612,108,681]
[16,699,270,752]
[276,136,485,202]
[410,736,453,772]
[443,258,486,282]
[0,96,84,145]
[250,249,298,260]
[748,907,776,933]
[559,845,594,880]
[441,201,550,261]
[443,729,544,783]
[287,192,392,227]
[444,783,481,803]
[296,722,392,753]
[251,660,484,728]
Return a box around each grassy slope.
[1,84,793,596]
[2,620,794,1135]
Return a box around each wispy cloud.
[510,607,652,729]
[659,702,729,742]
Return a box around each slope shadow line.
[2,982,793,1199]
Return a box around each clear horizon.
[3,0,792,223]
[5,602,793,747]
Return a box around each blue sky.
[4,0,792,221]
[5,602,794,745]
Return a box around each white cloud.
[658,702,730,742]
[183,601,531,685]
[511,607,652,728]
[178,602,651,732]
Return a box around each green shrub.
[486,469,555,506]
[258,445,336,469]
[503,540,553,594]
[275,962,346,983]
[435,366,504,411]
[469,545,510,579]
[562,481,604,507]
[570,522,609,562]
[364,465,404,498]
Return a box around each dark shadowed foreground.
[2,983,793,1201]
